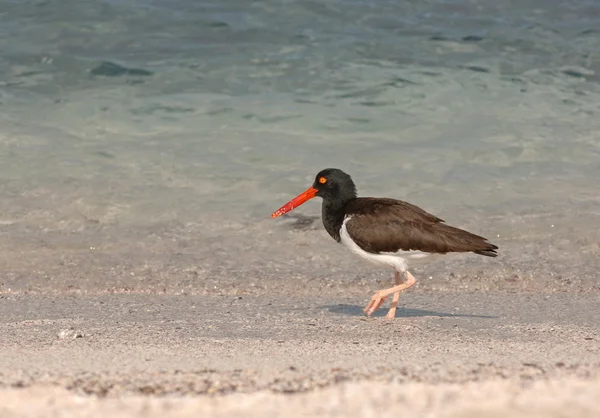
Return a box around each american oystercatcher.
[271,168,498,319]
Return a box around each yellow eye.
[318,176,327,184]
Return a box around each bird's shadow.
[322,304,497,319]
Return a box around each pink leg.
[384,272,404,319]
[363,272,402,315]
[364,271,417,318]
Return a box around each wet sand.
[2,290,599,417]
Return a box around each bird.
[271,168,498,319]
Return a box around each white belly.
[339,217,432,272]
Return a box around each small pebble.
[57,328,85,339]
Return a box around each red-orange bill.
[271,187,318,218]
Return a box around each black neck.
[321,198,354,242]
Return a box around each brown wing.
[344,198,498,256]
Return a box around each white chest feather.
[339,216,432,272]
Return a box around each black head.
[271,168,357,218]
[311,168,357,203]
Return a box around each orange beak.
[271,187,318,218]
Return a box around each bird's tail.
[473,246,498,257]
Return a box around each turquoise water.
[1,0,599,292]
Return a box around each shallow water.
[1,0,599,293]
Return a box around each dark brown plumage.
[344,197,498,257]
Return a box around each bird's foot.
[363,292,387,317]
[384,308,398,320]
[364,272,416,319]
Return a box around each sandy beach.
[1,185,599,418]
[2,289,599,417]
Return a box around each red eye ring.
[319,177,327,184]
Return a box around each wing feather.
[344,198,497,256]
